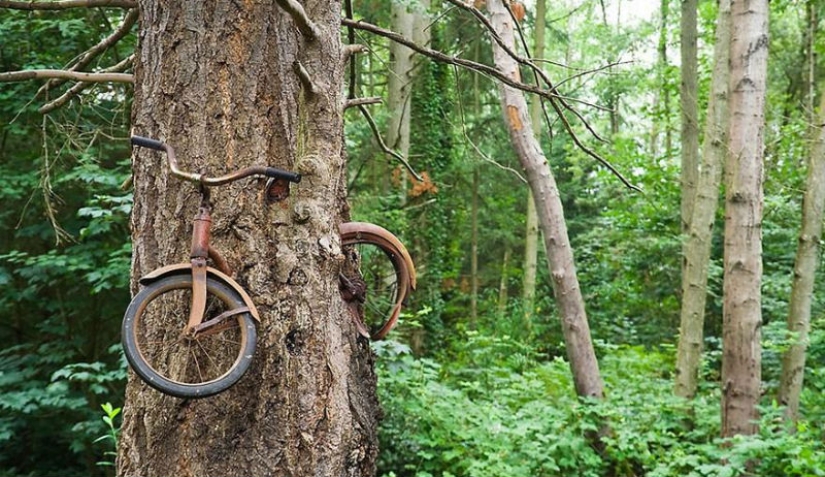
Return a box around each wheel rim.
[130,277,251,388]
[348,241,402,335]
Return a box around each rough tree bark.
[117,2,380,476]
[721,0,768,438]
[488,0,604,399]
[674,0,730,399]
[779,86,825,423]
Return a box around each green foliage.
[94,402,121,469]
[376,340,825,477]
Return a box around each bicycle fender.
[339,221,417,290]
[138,263,261,322]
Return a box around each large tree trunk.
[721,0,769,438]
[118,3,380,476]
[488,0,604,399]
[779,87,825,423]
[523,0,546,324]
[674,0,731,399]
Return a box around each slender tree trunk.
[779,87,825,423]
[387,1,415,159]
[471,167,479,327]
[721,0,769,438]
[523,0,545,323]
[650,0,669,157]
[488,0,604,399]
[498,247,510,317]
[674,0,731,399]
[118,3,379,475]
[680,0,699,237]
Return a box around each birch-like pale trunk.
[778,88,825,423]
[523,0,545,324]
[488,0,604,399]
[386,1,415,158]
[721,0,768,438]
[674,0,731,399]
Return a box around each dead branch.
[0,69,133,83]
[344,96,382,110]
[39,55,134,113]
[38,8,138,95]
[342,44,366,59]
[293,61,317,95]
[274,0,318,40]
[0,0,135,8]
[452,0,640,191]
[342,18,571,105]
[356,104,423,182]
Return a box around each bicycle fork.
[184,197,248,336]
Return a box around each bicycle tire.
[122,274,257,398]
[340,222,416,340]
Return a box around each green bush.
[375,338,825,477]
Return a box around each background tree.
[721,0,769,437]
[674,0,730,400]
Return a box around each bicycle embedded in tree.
[122,136,415,399]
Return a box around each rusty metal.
[264,177,291,203]
[339,221,417,340]
[187,257,209,331]
[190,206,212,259]
[138,264,261,322]
[208,246,233,276]
[193,306,251,336]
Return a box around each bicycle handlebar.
[130,135,302,185]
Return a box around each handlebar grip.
[265,167,301,183]
[131,136,166,151]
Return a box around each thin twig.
[454,65,527,184]
[454,0,640,191]
[342,18,592,108]
[274,0,318,40]
[39,55,134,113]
[38,8,138,95]
[0,70,133,83]
[356,104,423,182]
[0,0,135,9]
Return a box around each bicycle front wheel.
[122,274,257,399]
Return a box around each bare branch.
[0,69,133,83]
[274,0,318,40]
[356,104,423,182]
[341,18,588,107]
[454,65,527,184]
[342,44,366,59]
[39,55,134,113]
[0,0,135,9]
[447,0,640,191]
[292,61,317,95]
[38,8,138,95]
[344,96,382,110]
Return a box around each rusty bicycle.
[123,136,415,399]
